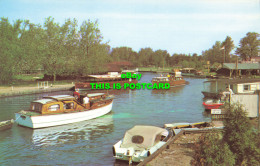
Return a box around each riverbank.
[147,133,202,166]
[0,83,74,98]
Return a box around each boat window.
[48,104,60,111]
[31,103,42,113]
[64,102,74,109]
[243,85,250,91]
[131,135,144,144]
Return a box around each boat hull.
[15,101,113,129]
[0,120,14,131]
[202,102,223,110]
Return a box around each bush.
[223,103,260,165]
[192,132,235,166]
[192,103,260,166]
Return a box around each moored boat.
[152,71,187,87]
[202,99,224,110]
[164,121,210,129]
[75,70,138,90]
[113,125,178,163]
[15,93,114,129]
[0,119,14,131]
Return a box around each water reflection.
[17,114,114,147]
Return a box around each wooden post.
[257,90,260,132]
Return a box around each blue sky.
[1,0,259,55]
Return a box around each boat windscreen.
[31,103,42,113]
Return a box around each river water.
[0,72,209,166]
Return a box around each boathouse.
[202,78,260,98]
[216,63,260,77]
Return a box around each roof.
[33,98,54,104]
[223,63,260,70]
[121,125,167,149]
[204,78,260,84]
[87,93,105,97]
[43,95,75,101]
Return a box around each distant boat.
[15,93,114,129]
[152,71,187,87]
[75,70,138,90]
[0,119,14,131]
[113,125,179,163]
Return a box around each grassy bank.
[138,67,173,72]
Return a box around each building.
[216,63,260,77]
[202,78,260,99]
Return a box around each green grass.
[13,74,44,81]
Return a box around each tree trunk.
[53,73,56,82]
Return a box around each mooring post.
[257,90,260,133]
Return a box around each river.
[0,72,209,166]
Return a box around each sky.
[0,0,259,55]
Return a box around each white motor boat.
[15,93,113,129]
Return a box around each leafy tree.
[221,36,235,63]
[151,49,170,67]
[192,103,260,166]
[223,103,260,165]
[137,47,154,66]
[18,20,45,73]
[42,17,66,81]
[110,47,135,62]
[0,18,21,83]
[236,32,260,60]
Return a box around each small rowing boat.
[0,119,14,131]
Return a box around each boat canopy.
[121,125,167,150]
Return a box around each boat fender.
[147,151,151,156]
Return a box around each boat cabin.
[29,95,84,115]
[29,94,109,115]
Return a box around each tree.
[0,18,21,83]
[221,36,235,63]
[192,103,260,166]
[151,49,170,67]
[42,17,66,81]
[236,32,260,60]
[137,47,154,66]
[18,20,45,73]
[223,103,260,165]
[202,41,223,63]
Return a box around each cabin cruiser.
[152,71,187,87]
[15,93,113,129]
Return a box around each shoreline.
[0,84,74,98]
